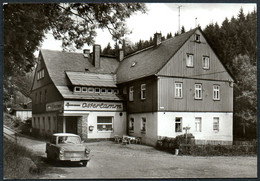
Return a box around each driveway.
[16,136,257,179]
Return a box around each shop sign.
[64,101,123,111]
[46,101,63,112]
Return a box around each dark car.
[46,133,90,166]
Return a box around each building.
[31,28,234,145]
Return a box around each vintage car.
[46,133,90,166]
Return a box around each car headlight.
[60,148,65,154]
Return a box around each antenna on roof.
[178,5,182,34]
[195,17,198,28]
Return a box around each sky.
[39,3,256,54]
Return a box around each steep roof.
[116,28,197,83]
[66,71,117,87]
[41,49,119,87]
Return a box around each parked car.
[46,133,90,166]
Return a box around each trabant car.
[46,133,90,166]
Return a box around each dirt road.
[16,136,257,179]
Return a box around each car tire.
[81,161,88,167]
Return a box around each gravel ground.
[16,136,257,179]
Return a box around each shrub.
[4,139,41,179]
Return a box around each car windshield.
[58,136,81,144]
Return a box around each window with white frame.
[213,117,219,132]
[97,117,113,132]
[213,85,220,100]
[186,53,194,67]
[101,88,106,94]
[129,118,134,131]
[88,87,94,93]
[202,56,210,69]
[95,88,100,93]
[175,117,182,132]
[195,84,202,99]
[82,87,88,92]
[141,117,146,132]
[107,88,112,94]
[175,82,183,98]
[37,69,45,80]
[74,86,82,92]
[141,84,146,100]
[195,34,200,42]
[195,117,202,132]
[129,86,134,101]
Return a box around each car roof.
[53,133,79,137]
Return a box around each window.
[141,117,146,132]
[82,87,88,92]
[37,69,45,80]
[175,82,183,98]
[74,86,82,92]
[129,86,134,101]
[95,88,100,93]
[141,84,146,100]
[35,93,38,104]
[88,87,94,93]
[123,87,127,94]
[195,117,202,132]
[45,90,47,102]
[202,56,210,69]
[97,117,113,132]
[38,117,40,129]
[113,89,119,94]
[213,117,219,132]
[213,85,220,100]
[195,84,202,99]
[186,53,194,67]
[53,116,57,132]
[48,117,51,130]
[39,92,43,103]
[175,117,182,132]
[33,117,36,128]
[195,34,200,42]
[101,88,106,94]
[107,88,112,94]
[129,118,134,131]
[43,117,45,130]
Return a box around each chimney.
[93,44,101,68]
[83,49,90,58]
[118,49,124,61]
[154,32,162,46]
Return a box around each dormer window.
[95,88,100,93]
[82,87,88,92]
[88,87,94,93]
[101,88,106,94]
[202,56,210,69]
[74,86,81,92]
[107,89,112,94]
[195,34,200,42]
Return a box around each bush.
[4,139,41,179]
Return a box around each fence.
[3,125,18,143]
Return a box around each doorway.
[66,116,78,134]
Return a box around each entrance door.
[66,116,78,134]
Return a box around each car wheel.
[81,161,88,167]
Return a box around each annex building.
[31,28,234,146]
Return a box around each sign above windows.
[64,101,123,111]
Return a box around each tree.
[4,3,147,78]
